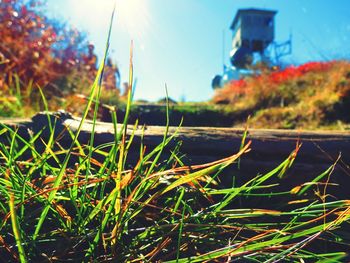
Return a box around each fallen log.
[1,111,350,164]
[1,111,350,198]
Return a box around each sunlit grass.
[2,112,350,261]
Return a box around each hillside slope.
[213,61,350,129]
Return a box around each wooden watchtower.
[230,8,277,68]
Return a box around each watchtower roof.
[230,8,277,30]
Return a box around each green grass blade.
[5,170,27,263]
[32,5,116,241]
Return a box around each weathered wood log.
[1,111,350,164]
[1,111,350,197]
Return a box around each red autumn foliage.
[268,61,334,85]
[213,60,350,129]
[214,61,336,104]
[228,79,247,94]
[0,0,120,96]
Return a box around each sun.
[69,0,150,39]
[114,0,150,38]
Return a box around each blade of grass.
[176,201,186,261]
[160,142,251,196]
[5,169,27,263]
[32,5,116,241]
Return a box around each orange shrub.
[0,0,120,103]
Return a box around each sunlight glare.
[115,0,150,39]
[70,0,150,41]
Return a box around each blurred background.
[46,0,350,102]
[1,0,350,129]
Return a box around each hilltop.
[213,61,350,129]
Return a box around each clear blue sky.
[47,0,350,102]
